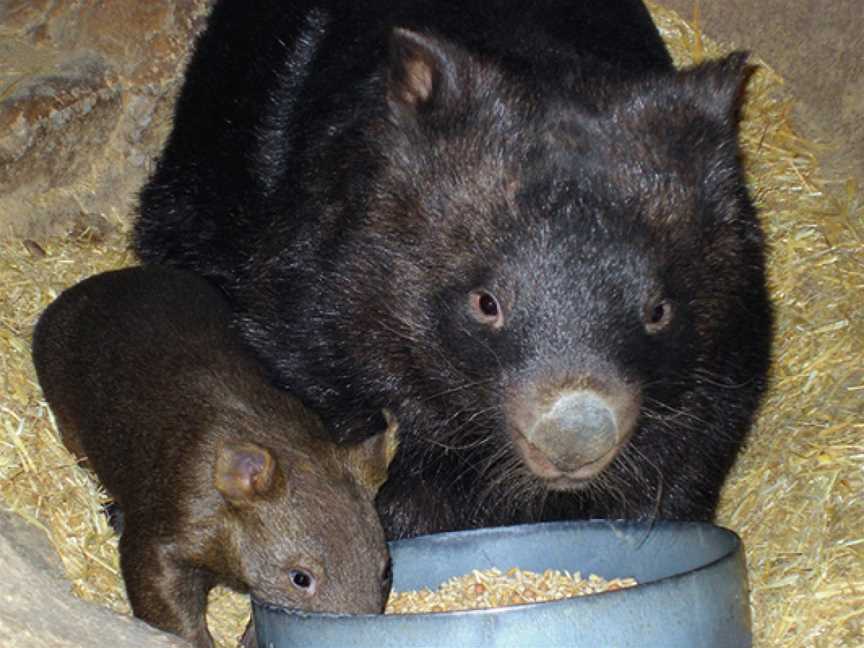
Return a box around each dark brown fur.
[32,267,396,648]
[134,1,772,539]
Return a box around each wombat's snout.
[509,379,639,489]
[535,391,617,461]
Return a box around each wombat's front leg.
[119,529,215,648]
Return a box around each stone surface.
[0,510,190,647]
[0,508,64,579]
[0,0,212,237]
[0,52,122,194]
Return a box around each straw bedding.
[0,4,861,646]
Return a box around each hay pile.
[0,4,861,647]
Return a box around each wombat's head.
[238,30,770,519]
[213,411,399,613]
[311,32,767,508]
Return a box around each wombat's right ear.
[387,27,463,113]
[681,51,754,126]
[346,409,400,495]
[215,441,279,505]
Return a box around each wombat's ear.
[387,27,462,112]
[215,441,279,504]
[346,409,400,495]
[682,51,753,125]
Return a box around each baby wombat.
[135,1,773,538]
[31,267,396,648]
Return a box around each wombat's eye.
[469,290,504,328]
[644,299,673,334]
[288,568,317,595]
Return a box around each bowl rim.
[251,518,743,621]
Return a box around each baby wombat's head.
[213,410,398,614]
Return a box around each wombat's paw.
[103,502,124,534]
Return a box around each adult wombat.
[135,0,773,538]
[32,267,397,648]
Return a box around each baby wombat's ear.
[346,409,400,496]
[387,27,466,113]
[215,441,280,505]
[680,51,753,125]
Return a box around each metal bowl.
[252,520,751,647]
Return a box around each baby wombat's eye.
[469,290,504,328]
[643,298,674,334]
[288,568,317,596]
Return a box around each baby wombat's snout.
[508,373,640,489]
[232,410,400,616]
[236,413,400,648]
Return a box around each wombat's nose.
[531,391,618,468]
[509,376,640,484]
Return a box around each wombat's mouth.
[511,430,622,491]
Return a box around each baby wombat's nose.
[533,391,618,466]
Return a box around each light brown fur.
[32,267,396,648]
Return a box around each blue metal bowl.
[252,520,751,647]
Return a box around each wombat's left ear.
[215,441,279,505]
[346,409,400,495]
[682,51,753,125]
[387,27,465,113]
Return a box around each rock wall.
[0,511,189,647]
[0,0,211,238]
[659,0,863,181]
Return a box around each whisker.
[415,377,498,404]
